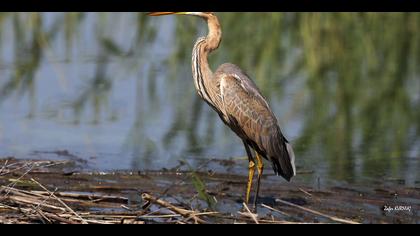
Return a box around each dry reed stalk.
[275,198,360,224]
[30,178,88,224]
[241,203,259,224]
[141,193,207,224]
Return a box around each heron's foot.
[241,201,257,214]
[252,200,258,213]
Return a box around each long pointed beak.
[148,12,186,16]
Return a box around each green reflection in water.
[0,13,418,183]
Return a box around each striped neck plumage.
[192,38,212,103]
[191,15,222,106]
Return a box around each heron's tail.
[270,134,296,181]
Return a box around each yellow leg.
[245,160,255,204]
[253,152,264,210]
[243,141,256,205]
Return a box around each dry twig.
[241,203,259,224]
[30,178,88,224]
[275,198,360,224]
[141,193,207,224]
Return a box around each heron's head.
[149,12,221,50]
[148,12,215,20]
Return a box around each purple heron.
[149,12,296,210]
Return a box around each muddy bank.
[0,158,418,224]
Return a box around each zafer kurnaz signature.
[383,205,411,213]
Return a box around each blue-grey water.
[0,13,419,187]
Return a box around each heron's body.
[150,12,296,210]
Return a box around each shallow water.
[0,13,419,187]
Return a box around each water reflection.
[0,13,418,186]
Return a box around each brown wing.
[217,64,295,180]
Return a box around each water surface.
[0,13,419,187]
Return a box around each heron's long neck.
[191,16,222,105]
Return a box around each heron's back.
[215,63,296,180]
